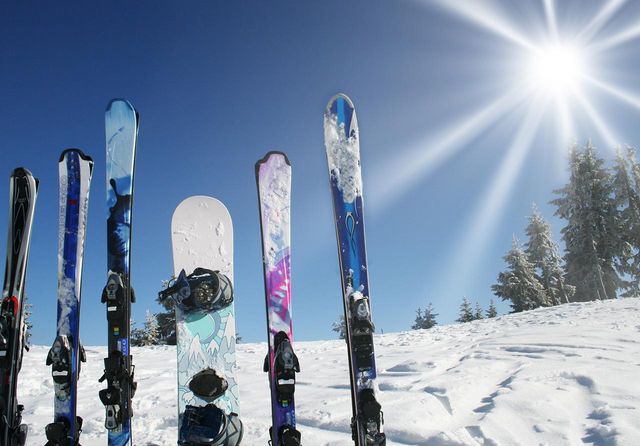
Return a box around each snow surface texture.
[257,153,291,271]
[20,298,640,445]
[324,111,362,204]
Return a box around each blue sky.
[3,1,640,346]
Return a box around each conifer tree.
[525,203,574,305]
[412,303,438,329]
[486,299,498,318]
[612,147,640,296]
[456,297,475,323]
[552,143,620,301]
[332,314,346,339]
[474,302,483,320]
[492,237,548,312]
[143,310,160,345]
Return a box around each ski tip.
[326,92,355,112]
[58,148,94,164]
[106,98,136,113]
[255,151,291,171]
[11,166,34,179]
[11,167,39,190]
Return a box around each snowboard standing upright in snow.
[45,149,94,446]
[324,94,386,446]
[159,196,242,445]
[0,167,39,446]
[99,99,139,446]
[255,152,301,446]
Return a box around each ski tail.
[255,151,301,445]
[0,167,38,446]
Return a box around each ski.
[0,167,39,446]
[323,94,386,446]
[159,196,242,445]
[255,152,301,446]
[99,99,139,446]
[45,149,94,446]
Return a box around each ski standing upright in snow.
[100,99,139,446]
[0,167,38,446]
[256,152,302,446]
[323,94,386,446]
[46,149,94,446]
[158,196,243,445]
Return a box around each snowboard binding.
[355,389,385,446]
[98,350,137,430]
[349,291,374,368]
[159,268,233,313]
[45,416,83,446]
[179,404,243,446]
[263,331,300,407]
[188,368,228,401]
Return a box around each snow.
[21,298,640,445]
[324,112,362,204]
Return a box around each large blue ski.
[323,93,386,446]
[99,99,139,446]
[0,167,39,446]
[45,149,94,446]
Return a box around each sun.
[526,43,587,94]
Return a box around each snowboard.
[255,151,301,446]
[324,93,386,446]
[45,149,94,446]
[0,167,39,446]
[168,196,241,444]
[100,98,139,446]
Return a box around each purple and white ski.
[256,151,301,446]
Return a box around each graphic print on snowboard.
[46,149,94,446]
[324,94,386,446]
[100,98,139,446]
[162,196,242,445]
[256,151,302,446]
[0,167,39,446]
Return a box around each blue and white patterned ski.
[100,99,139,446]
[324,93,386,446]
[45,149,93,446]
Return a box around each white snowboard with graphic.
[170,196,238,421]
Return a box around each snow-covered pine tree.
[411,308,424,330]
[492,237,547,312]
[474,302,483,320]
[332,314,346,339]
[525,203,574,305]
[486,299,498,318]
[412,303,438,329]
[143,309,160,345]
[456,297,475,323]
[612,147,640,297]
[552,143,621,301]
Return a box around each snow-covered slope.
[21,298,640,445]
